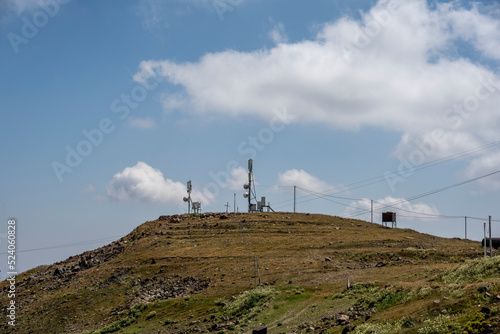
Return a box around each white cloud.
[127,117,157,129]
[443,2,500,61]
[106,162,215,205]
[463,151,500,192]
[134,0,500,191]
[278,169,336,193]
[134,0,170,31]
[344,195,439,220]
[268,22,288,44]
[228,166,248,191]
[208,166,249,191]
[81,184,95,193]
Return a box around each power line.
[0,235,122,255]
[349,168,500,218]
[267,140,500,208]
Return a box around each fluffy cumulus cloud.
[134,0,500,190]
[344,195,439,220]
[278,169,336,193]
[106,162,215,205]
[268,22,288,44]
[463,151,500,192]
[228,166,248,191]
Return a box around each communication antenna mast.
[243,159,274,213]
[183,180,193,214]
[243,159,256,212]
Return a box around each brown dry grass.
[0,212,486,333]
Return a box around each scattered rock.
[132,276,210,304]
[433,299,440,305]
[342,324,354,333]
[325,257,333,262]
[53,267,65,277]
[337,314,350,325]
[219,214,229,220]
[478,286,489,293]
[481,306,491,315]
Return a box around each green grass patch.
[223,287,276,317]
[439,256,500,284]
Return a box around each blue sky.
[2,0,500,278]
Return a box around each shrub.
[358,286,406,311]
[417,314,461,334]
[439,256,500,284]
[223,287,276,316]
[353,319,404,334]
[130,303,148,318]
[145,311,157,320]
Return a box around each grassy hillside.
[1,212,498,334]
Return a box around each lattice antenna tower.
[243,159,257,212]
[183,180,192,214]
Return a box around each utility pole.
[234,193,236,214]
[465,216,467,240]
[371,200,373,226]
[293,186,296,213]
[489,216,493,258]
[225,202,230,213]
[484,223,487,258]
[255,256,262,292]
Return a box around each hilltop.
[1,212,498,334]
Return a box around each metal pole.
[234,193,236,214]
[253,256,257,285]
[371,200,373,226]
[248,159,253,213]
[248,173,252,213]
[489,216,493,258]
[293,186,296,213]
[255,256,262,292]
[465,216,467,240]
[484,223,487,258]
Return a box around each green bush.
[417,314,461,334]
[358,286,406,311]
[440,256,500,284]
[145,311,157,320]
[223,287,275,316]
[353,319,404,334]
[130,303,148,318]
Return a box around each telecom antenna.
[183,180,192,214]
[243,159,255,212]
[183,180,202,214]
[243,159,274,213]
